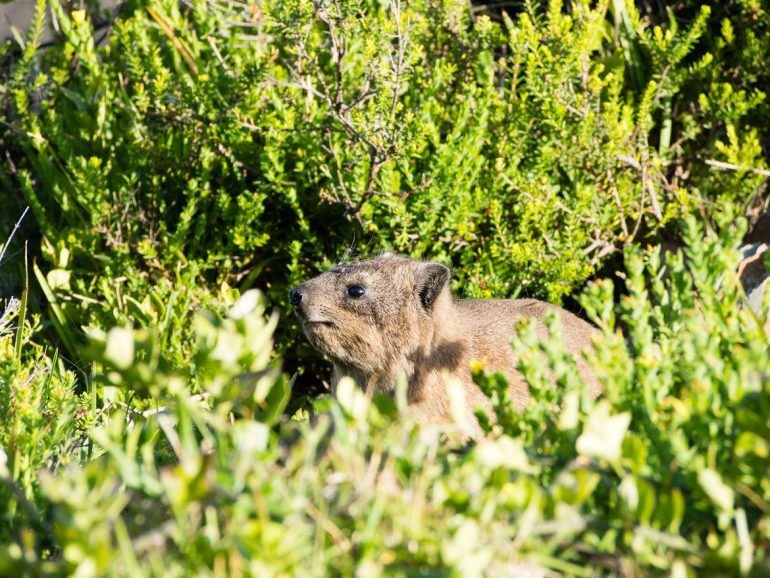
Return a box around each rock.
[745,212,770,246]
[0,1,121,42]
[738,242,770,335]
[738,243,769,299]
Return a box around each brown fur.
[291,254,599,432]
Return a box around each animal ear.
[415,262,450,311]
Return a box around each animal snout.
[289,286,303,307]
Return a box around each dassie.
[290,253,599,431]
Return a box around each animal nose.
[289,286,303,307]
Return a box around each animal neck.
[396,290,466,401]
[426,289,461,347]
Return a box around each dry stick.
[349,0,409,219]
[328,0,346,108]
[281,1,408,223]
[0,206,30,266]
[146,6,199,77]
[324,126,357,216]
[311,0,345,109]
[387,0,408,126]
[607,168,629,240]
[646,177,663,222]
[305,502,353,554]
[640,149,663,222]
[207,35,233,76]
[705,159,770,178]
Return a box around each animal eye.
[347,285,366,299]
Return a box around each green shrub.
[1,215,770,575]
[2,0,768,390]
[477,213,770,573]
[0,296,85,549]
[2,1,770,574]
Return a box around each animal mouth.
[299,317,334,327]
[292,307,334,327]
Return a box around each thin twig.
[143,393,209,418]
[646,175,663,221]
[387,0,408,126]
[705,159,770,178]
[323,126,357,217]
[607,169,629,240]
[272,0,410,222]
[146,6,199,77]
[617,155,641,171]
[206,35,234,77]
[305,501,353,553]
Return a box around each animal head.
[290,253,451,376]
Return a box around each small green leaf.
[335,376,369,422]
[476,436,535,473]
[46,269,71,290]
[698,468,734,514]
[104,327,135,370]
[576,401,631,462]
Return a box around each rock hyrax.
[290,254,599,429]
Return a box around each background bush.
[1,0,768,392]
[1,1,770,574]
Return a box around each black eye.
[347,285,366,298]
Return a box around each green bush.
[1,3,769,572]
[0,296,85,549]
[1,215,770,575]
[2,0,768,389]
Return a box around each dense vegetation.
[3,0,769,386]
[1,0,769,574]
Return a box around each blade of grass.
[33,259,79,356]
[146,6,200,77]
[43,348,60,407]
[0,206,29,266]
[14,242,29,362]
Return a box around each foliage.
[477,214,770,573]
[1,2,770,573]
[0,297,85,549]
[1,0,768,391]
[1,215,769,575]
